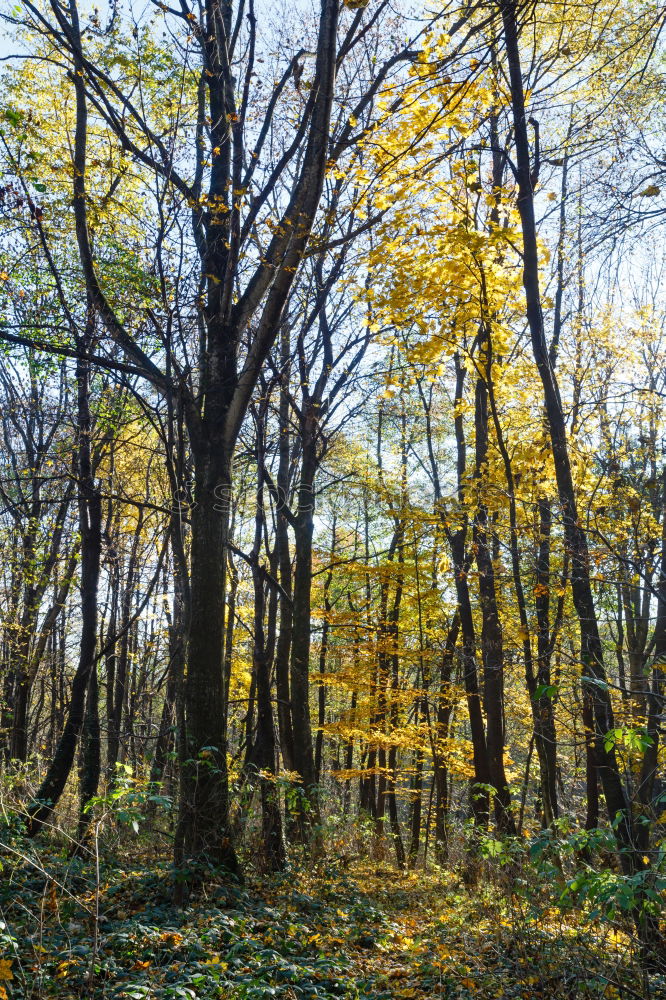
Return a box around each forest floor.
[0,839,662,1000]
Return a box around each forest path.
[0,842,650,999]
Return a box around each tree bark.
[174,440,239,879]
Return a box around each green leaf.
[533,683,559,700]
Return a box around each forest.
[0,0,665,997]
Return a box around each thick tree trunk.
[174,442,240,881]
[47,0,339,892]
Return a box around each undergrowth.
[0,821,663,1000]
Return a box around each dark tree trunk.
[224,549,238,730]
[108,513,143,779]
[473,350,515,833]
[636,469,666,850]
[500,0,637,870]
[239,403,286,870]
[484,294,560,827]
[447,356,491,825]
[289,416,320,829]
[10,657,31,763]
[41,0,339,891]
[533,499,560,825]
[174,441,239,879]
[76,663,101,847]
[251,555,286,867]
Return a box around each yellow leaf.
[56,959,75,979]
[0,961,12,982]
[203,956,228,969]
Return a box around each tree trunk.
[289,416,320,830]
[108,512,143,779]
[473,352,515,832]
[636,469,666,849]
[447,356,491,824]
[76,663,101,848]
[500,0,638,872]
[174,441,240,882]
[251,552,286,869]
[533,499,560,826]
